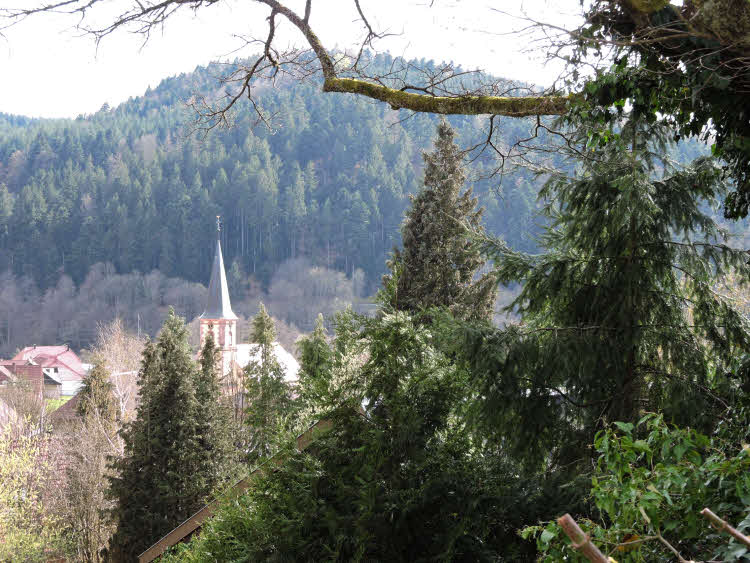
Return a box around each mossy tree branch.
[1,0,574,120]
[321,77,572,116]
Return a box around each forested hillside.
[5,2,750,560]
[2,53,743,358]
[0,54,541,295]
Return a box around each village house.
[0,345,88,399]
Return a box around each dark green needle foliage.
[195,330,239,484]
[576,2,750,218]
[106,309,234,561]
[383,120,496,323]
[462,118,750,469]
[164,311,532,562]
[295,313,334,416]
[243,302,294,465]
[75,362,117,424]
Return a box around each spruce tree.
[194,330,237,490]
[296,314,333,417]
[383,120,496,322]
[107,310,233,561]
[243,303,293,465]
[75,362,116,424]
[468,119,750,467]
[161,312,526,561]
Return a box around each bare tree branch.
[0,0,574,123]
[701,508,750,550]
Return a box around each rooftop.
[12,346,87,378]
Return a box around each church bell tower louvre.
[199,216,238,378]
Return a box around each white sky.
[0,0,583,118]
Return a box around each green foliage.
[295,313,334,417]
[196,330,239,481]
[106,309,235,561]
[0,427,67,561]
[574,3,750,218]
[244,303,294,465]
[296,309,369,424]
[0,55,542,292]
[526,415,750,562]
[250,302,276,346]
[165,311,534,562]
[462,118,750,468]
[75,362,116,423]
[382,121,496,323]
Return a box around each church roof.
[200,238,238,320]
[235,343,300,383]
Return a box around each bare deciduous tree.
[90,318,144,422]
[53,419,120,562]
[0,381,45,438]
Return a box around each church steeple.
[199,217,238,380]
[201,216,237,321]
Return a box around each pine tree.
[75,362,116,424]
[243,303,294,465]
[296,314,333,417]
[161,312,525,562]
[107,309,233,561]
[383,120,495,323]
[194,330,238,490]
[469,119,750,467]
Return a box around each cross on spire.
[216,215,221,240]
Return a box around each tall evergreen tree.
[194,330,238,489]
[243,303,294,465]
[383,121,495,322]
[465,119,750,469]
[107,309,233,561]
[295,314,333,417]
[75,362,116,424]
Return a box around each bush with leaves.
[0,425,67,561]
[525,414,750,562]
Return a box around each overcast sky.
[0,0,583,119]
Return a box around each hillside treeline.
[0,258,364,357]
[0,55,541,294]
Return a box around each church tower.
[199,217,238,377]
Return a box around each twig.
[656,530,689,562]
[701,507,750,549]
[557,513,609,563]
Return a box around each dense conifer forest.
[0,55,542,294]
[1,54,738,355]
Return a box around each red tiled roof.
[12,346,86,378]
[0,359,29,366]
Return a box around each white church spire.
[200,216,238,321]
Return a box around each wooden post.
[557,513,609,563]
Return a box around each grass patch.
[45,396,71,413]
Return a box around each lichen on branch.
[322,77,571,116]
